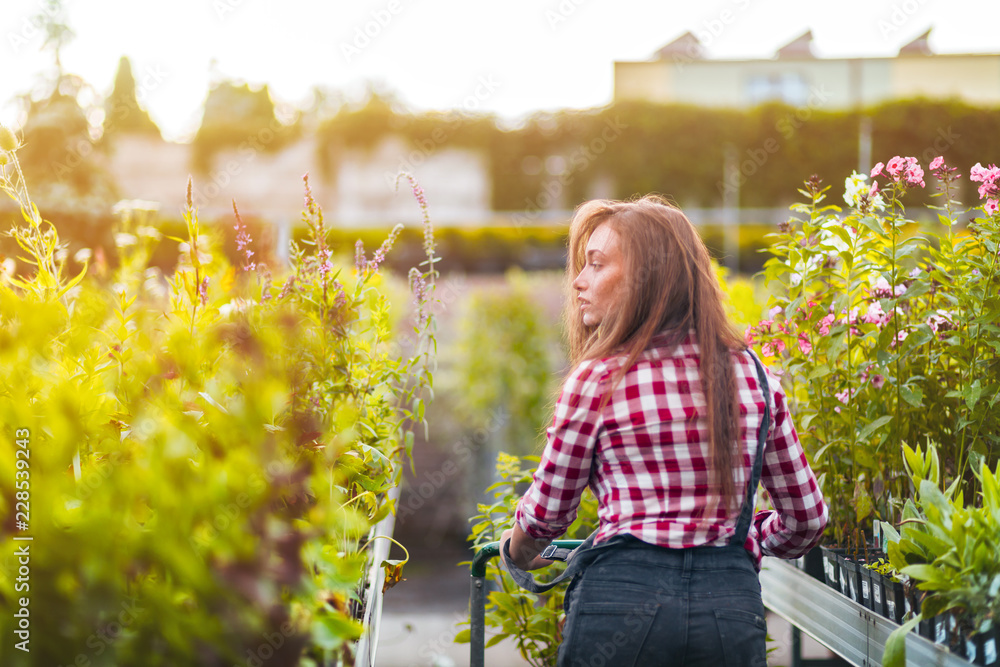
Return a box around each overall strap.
[728,348,772,547]
[502,531,599,594]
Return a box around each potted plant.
[881,443,1000,666]
[749,155,1000,604]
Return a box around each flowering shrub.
[0,127,437,666]
[749,156,1000,543]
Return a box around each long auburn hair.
[564,195,747,511]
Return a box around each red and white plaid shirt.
[515,333,828,567]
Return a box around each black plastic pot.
[840,557,860,603]
[905,583,934,639]
[883,578,905,624]
[796,546,825,582]
[933,612,951,646]
[970,623,998,666]
[819,546,844,593]
[858,563,874,610]
[868,569,885,617]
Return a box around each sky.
[1,0,999,142]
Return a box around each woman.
[500,196,827,666]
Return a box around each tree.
[191,80,297,172]
[102,56,161,139]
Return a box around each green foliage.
[450,269,562,456]
[314,95,1000,212]
[0,139,437,664]
[881,444,1000,667]
[457,453,598,667]
[752,162,1000,544]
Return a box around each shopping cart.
[469,539,584,667]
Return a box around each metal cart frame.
[469,539,584,667]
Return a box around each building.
[614,29,1000,109]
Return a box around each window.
[746,73,809,106]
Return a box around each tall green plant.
[749,156,1000,544]
[0,126,437,665]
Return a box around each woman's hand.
[500,526,554,571]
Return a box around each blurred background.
[2,0,999,664]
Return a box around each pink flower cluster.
[926,310,955,339]
[747,287,902,361]
[871,156,925,188]
[970,162,1000,214]
[232,200,256,272]
[871,277,906,299]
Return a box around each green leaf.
[857,416,893,442]
[963,379,982,410]
[899,386,924,408]
[854,479,874,522]
[882,614,922,667]
[453,628,471,644]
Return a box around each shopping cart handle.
[469,538,585,667]
[470,539,585,577]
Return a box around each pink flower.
[232,200,256,272]
[744,326,755,346]
[862,301,886,325]
[970,163,1000,200]
[835,388,851,405]
[868,181,879,197]
[987,199,999,215]
[891,330,909,348]
[871,374,885,389]
[769,305,784,318]
[886,156,906,177]
[870,162,884,178]
[761,339,785,357]
[817,314,836,336]
[929,156,944,171]
[883,156,925,188]
[797,334,812,355]
[198,276,209,306]
[905,163,925,187]
[871,277,894,299]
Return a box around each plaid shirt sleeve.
[752,369,829,558]
[515,358,609,541]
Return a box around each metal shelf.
[760,559,972,667]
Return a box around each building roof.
[654,31,705,60]
[899,28,933,56]
[776,30,816,59]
